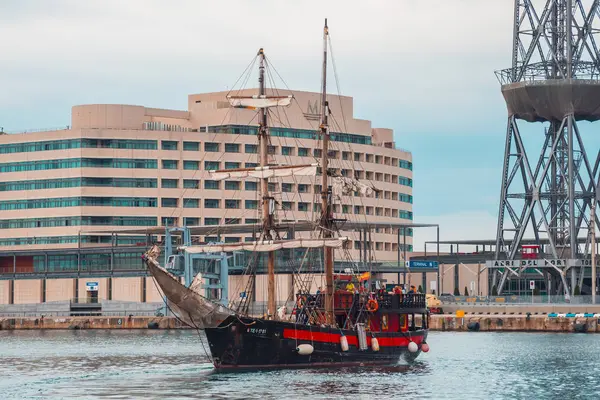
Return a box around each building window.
[183,141,200,151]
[225,236,241,243]
[225,162,240,169]
[162,160,178,170]
[268,182,278,192]
[268,145,277,155]
[161,217,178,226]
[398,177,413,187]
[161,198,178,208]
[205,218,220,225]
[399,160,413,170]
[245,200,258,209]
[183,179,199,189]
[298,147,309,157]
[245,144,258,154]
[399,210,413,220]
[161,179,178,188]
[225,143,240,153]
[225,181,241,190]
[204,180,220,190]
[298,184,309,193]
[282,183,293,193]
[183,198,199,208]
[184,160,199,170]
[161,141,178,150]
[245,218,259,224]
[226,199,240,209]
[399,193,413,203]
[282,201,293,211]
[205,142,220,152]
[225,218,241,225]
[245,162,258,168]
[245,181,258,191]
[205,161,220,170]
[313,149,322,157]
[204,199,220,209]
[282,146,294,156]
[184,217,199,226]
[298,202,309,211]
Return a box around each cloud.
[0,1,515,133]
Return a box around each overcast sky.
[0,1,526,250]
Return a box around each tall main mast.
[257,48,277,319]
[320,19,335,326]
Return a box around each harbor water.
[1,330,599,399]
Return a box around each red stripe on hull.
[282,328,424,347]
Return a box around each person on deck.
[346,282,355,293]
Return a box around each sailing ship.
[143,20,429,370]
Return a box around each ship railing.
[331,292,427,311]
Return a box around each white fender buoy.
[340,335,349,352]
[296,344,314,355]
[408,341,418,353]
[421,342,430,353]
[371,337,380,352]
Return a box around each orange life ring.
[366,299,379,312]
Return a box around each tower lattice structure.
[494,0,600,294]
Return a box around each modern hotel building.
[0,89,415,306]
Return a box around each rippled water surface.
[0,330,599,399]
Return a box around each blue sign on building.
[408,260,439,269]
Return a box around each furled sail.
[142,245,233,329]
[332,176,375,200]
[180,237,348,254]
[227,95,293,110]
[209,164,318,181]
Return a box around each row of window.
[32,252,145,272]
[0,175,413,203]
[0,158,157,173]
[0,134,411,168]
[166,217,415,237]
[0,157,412,188]
[0,195,413,216]
[204,124,373,145]
[0,197,157,210]
[0,235,145,247]
[0,138,157,154]
[0,216,157,229]
[0,177,158,192]
[162,139,413,172]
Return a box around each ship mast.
[257,48,277,319]
[320,19,335,326]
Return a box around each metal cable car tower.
[493,0,600,295]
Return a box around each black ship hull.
[205,315,427,371]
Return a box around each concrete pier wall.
[0,316,184,330]
[428,314,600,332]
